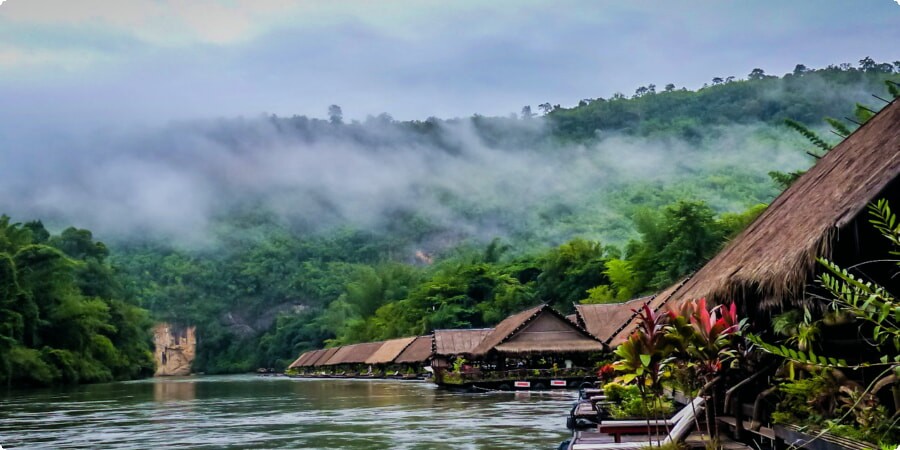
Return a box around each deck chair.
[597,396,704,443]
[569,397,705,450]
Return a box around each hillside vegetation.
[3,59,897,382]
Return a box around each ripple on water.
[0,376,575,449]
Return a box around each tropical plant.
[747,199,900,447]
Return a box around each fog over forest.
[1,110,810,247]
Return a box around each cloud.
[1,1,898,121]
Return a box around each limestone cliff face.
[153,323,197,376]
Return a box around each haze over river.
[0,375,574,449]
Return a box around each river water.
[0,375,575,449]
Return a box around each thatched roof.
[661,100,900,309]
[433,328,493,356]
[313,347,342,367]
[603,100,900,350]
[365,336,417,365]
[394,335,434,364]
[470,304,605,357]
[574,296,651,343]
[323,342,385,366]
[288,350,316,369]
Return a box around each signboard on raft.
[550,380,566,387]
[514,381,530,388]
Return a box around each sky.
[0,0,899,125]
[0,0,897,243]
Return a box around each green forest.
[2,59,898,385]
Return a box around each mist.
[0,110,811,249]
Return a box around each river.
[0,375,575,449]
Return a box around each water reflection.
[153,378,197,402]
[0,375,575,449]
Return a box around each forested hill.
[2,59,898,383]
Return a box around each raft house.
[567,98,900,449]
[433,304,605,390]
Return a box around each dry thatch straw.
[469,304,605,357]
[323,342,385,366]
[365,336,417,365]
[433,328,493,356]
[607,99,900,349]
[394,335,434,364]
[313,347,342,367]
[664,99,900,310]
[574,296,651,345]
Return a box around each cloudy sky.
[1,0,898,125]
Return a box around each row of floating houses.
[288,98,900,396]
[286,300,660,389]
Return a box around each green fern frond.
[784,118,832,153]
[824,117,853,137]
[745,334,849,367]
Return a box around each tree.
[521,105,534,119]
[328,104,343,125]
[664,84,675,92]
[538,103,554,115]
[859,56,876,72]
[712,77,724,85]
[748,68,767,80]
[793,64,809,76]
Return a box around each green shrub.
[603,382,639,403]
[609,394,674,419]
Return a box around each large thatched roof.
[470,304,605,357]
[394,335,434,364]
[323,342,385,366]
[662,99,900,309]
[365,336,417,365]
[606,100,900,347]
[433,328,493,356]
[574,297,650,344]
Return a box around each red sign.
[550,380,567,387]
[514,381,531,388]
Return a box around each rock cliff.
[153,323,197,376]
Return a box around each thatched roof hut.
[365,337,417,365]
[469,304,605,357]
[665,100,900,310]
[573,297,650,345]
[433,329,493,356]
[608,100,900,343]
[322,342,385,366]
[394,335,434,364]
[313,347,342,367]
